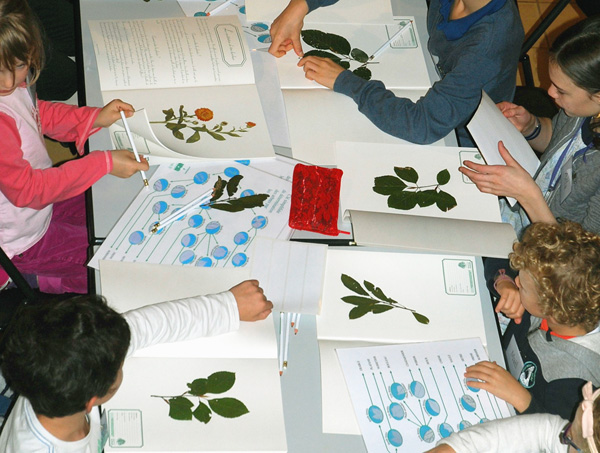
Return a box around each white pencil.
[368,20,412,61]
[119,110,148,187]
[283,312,291,370]
[294,314,301,335]
[278,312,285,376]
[209,0,235,15]
[151,189,212,233]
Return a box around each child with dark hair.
[0,280,272,452]
[464,221,600,420]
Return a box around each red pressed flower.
[245,122,256,128]
[195,108,214,122]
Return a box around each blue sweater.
[305,0,523,146]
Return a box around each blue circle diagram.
[188,214,204,228]
[212,246,229,260]
[387,429,403,447]
[224,167,240,177]
[466,379,481,392]
[196,257,213,267]
[409,381,426,398]
[206,221,222,235]
[458,420,472,431]
[152,201,169,215]
[388,402,405,421]
[460,395,477,412]
[479,417,489,424]
[367,406,384,424]
[419,425,435,443]
[439,423,454,438]
[193,172,209,185]
[235,159,250,166]
[251,215,268,230]
[129,231,144,245]
[390,383,407,400]
[171,185,187,198]
[239,5,246,14]
[424,398,441,416]
[179,250,195,264]
[181,234,197,247]
[240,189,255,197]
[257,34,272,43]
[234,231,249,245]
[232,253,248,267]
[250,23,268,32]
[154,179,169,192]
[194,11,208,16]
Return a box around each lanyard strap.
[548,132,578,191]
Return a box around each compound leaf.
[192,401,212,424]
[206,371,235,394]
[208,398,249,418]
[168,397,194,421]
[341,274,368,295]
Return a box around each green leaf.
[373,175,406,195]
[349,304,372,319]
[186,131,201,144]
[211,176,226,202]
[301,29,351,56]
[210,194,270,212]
[388,190,419,210]
[394,166,419,183]
[341,295,375,306]
[192,401,212,423]
[363,281,390,302]
[226,175,243,197]
[435,190,458,212]
[162,108,175,121]
[187,378,208,396]
[172,129,184,140]
[350,48,369,63]
[206,371,235,394]
[412,312,430,324]
[372,304,394,314]
[340,274,368,295]
[303,49,342,65]
[340,61,350,69]
[416,189,438,207]
[208,398,249,418]
[168,397,194,420]
[436,169,451,185]
[352,66,371,81]
[206,130,226,141]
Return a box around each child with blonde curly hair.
[465,221,600,420]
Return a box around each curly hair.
[510,221,600,332]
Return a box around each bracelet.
[524,116,541,141]
[493,269,516,292]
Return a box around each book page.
[89,16,255,90]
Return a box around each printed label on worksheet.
[442,259,476,296]
[108,409,143,448]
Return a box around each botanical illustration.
[151,105,256,143]
[151,371,249,423]
[373,166,457,212]
[340,274,430,324]
[301,30,373,81]
[208,174,269,213]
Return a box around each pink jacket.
[0,86,113,257]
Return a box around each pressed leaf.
[341,274,368,296]
[436,169,451,185]
[364,282,390,302]
[211,176,226,202]
[394,166,419,183]
[341,295,376,306]
[226,175,243,197]
[210,194,269,212]
[372,304,394,314]
[206,371,235,394]
[340,61,350,69]
[351,48,369,63]
[192,401,212,424]
[412,312,430,324]
[303,49,342,64]
[416,189,438,207]
[388,190,419,210]
[186,131,201,144]
[168,397,194,420]
[187,378,208,396]
[435,190,458,212]
[301,29,351,55]
[208,397,249,418]
[373,175,406,195]
[349,304,372,319]
[352,66,372,81]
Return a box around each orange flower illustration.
[245,122,256,128]
[195,108,214,122]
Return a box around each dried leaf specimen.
[208,174,269,213]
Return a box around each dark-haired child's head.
[510,221,600,332]
[1,295,131,417]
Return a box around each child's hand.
[495,280,524,324]
[464,361,532,413]
[298,55,344,90]
[109,149,149,178]
[230,280,273,322]
[424,446,456,453]
[94,99,134,128]
[268,0,309,57]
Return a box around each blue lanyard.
[547,123,591,192]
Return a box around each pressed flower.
[195,108,214,122]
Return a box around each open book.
[89,16,275,162]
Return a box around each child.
[268,0,523,147]
[0,279,273,452]
[425,381,600,453]
[465,221,600,420]
[0,0,149,294]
